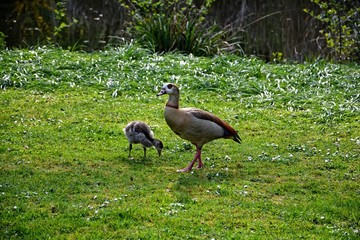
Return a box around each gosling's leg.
[128,144,132,158]
[143,147,147,158]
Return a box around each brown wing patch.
[188,108,239,139]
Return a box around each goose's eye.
[168,84,173,89]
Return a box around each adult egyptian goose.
[157,83,241,172]
[123,121,163,158]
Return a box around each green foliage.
[271,51,284,62]
[0,32,6,49]
[11,0,78,48]
[12,0,54,45]
[52,1,79,48]
[0,48,359,239]
[304,0,360,61]
[121,0,242,56]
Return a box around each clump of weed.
[121,0,242,56]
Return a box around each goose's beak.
[157,89,166,96]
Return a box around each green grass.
[0,46,359,239]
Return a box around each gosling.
[123,121,163,158]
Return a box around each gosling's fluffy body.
[124,121,163,158]
[157,83,241,172]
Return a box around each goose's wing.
[187,108,241,143]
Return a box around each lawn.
[0,46,359,239]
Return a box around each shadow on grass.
[175,168,239,186]
[114,155,156,167]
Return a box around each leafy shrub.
[0,32,6,49]
[121,0,242,56]
[304,0,360,61]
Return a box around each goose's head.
[157,83,179,96]
[153,139,164,156]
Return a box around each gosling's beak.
[156,89,166,96]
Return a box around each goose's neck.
[166,94,179,109]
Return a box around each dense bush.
[1,0,358,60]
[121,0,243,56]
[0,32,6,49]
[304,0,360,61]
[5,0,126,50]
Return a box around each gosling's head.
[153,139,164,156]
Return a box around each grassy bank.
[0,46,359,239]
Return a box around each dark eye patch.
[168,84,173,89]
